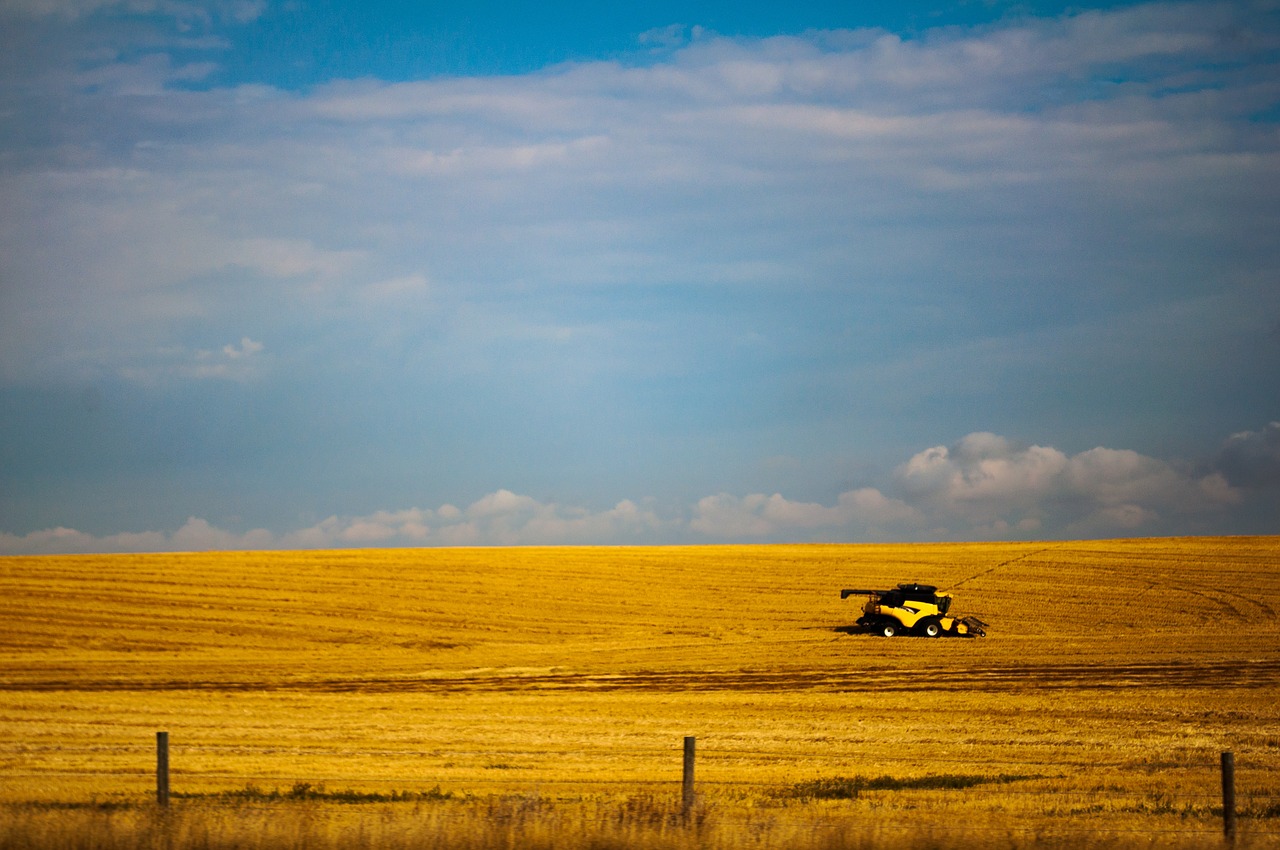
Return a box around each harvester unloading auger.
[841,583,987,637]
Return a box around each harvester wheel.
[879,622,898,638]
[920,618,942,638]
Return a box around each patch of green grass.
[9,799,139,812]
[775,773,1041,800]
[1248,801,1280,819]
[174,782,455,804]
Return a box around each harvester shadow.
[830,625,946,638]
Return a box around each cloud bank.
[0,493,669,554]
[4,427,1272,554]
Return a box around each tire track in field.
[1171,582,1276,620]
[5,658,1280,694]
[1101,562,1277,622]
[946,547,1053,591]
[362,659,1280,694]
[1059,541,1278,621]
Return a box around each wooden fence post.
[156,731,170,807]
[1221,751,1235,843]
[682,736,696,817]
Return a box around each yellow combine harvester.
[841,583,987,637]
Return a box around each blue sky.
[1,0,1278,552]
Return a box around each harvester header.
[841,583,987,637]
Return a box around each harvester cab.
[840,583,987,638]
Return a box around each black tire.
[879,621,898,638]
[920,618,942,638]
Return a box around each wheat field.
[1,538,1278,848]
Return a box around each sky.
[1,0,1278,553]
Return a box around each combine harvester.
[841,583,987,638]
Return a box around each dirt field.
[1,538,1278,848]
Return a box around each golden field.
[1,537,1278,848]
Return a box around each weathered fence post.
[1221,751,1236,843]
[682,736,696,818]
[156,731,170,807]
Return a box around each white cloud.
[689,488,919,539]
[116,336,267,383]
[230,238,362,282]
[900,434,1070,506]
[387,136,610,177]
[281,492,668,550]
[896,433,1241,538]
[0,517,266,554]
[1064,446,1237,513]
[222,336,263,359]
[0,492,664,553]
[1,0,154,18]
[359,274,431,303]
[170,516,273,550]
[689,493,774,537]
[637,24,703,51]
[0,0,265,22]
[467,489,539,519]
[442,491,669,545]
[0,492,670,553]
[74,55,220,96]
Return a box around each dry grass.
[1,538,1278,848]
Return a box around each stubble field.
[1,537,1278,848]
